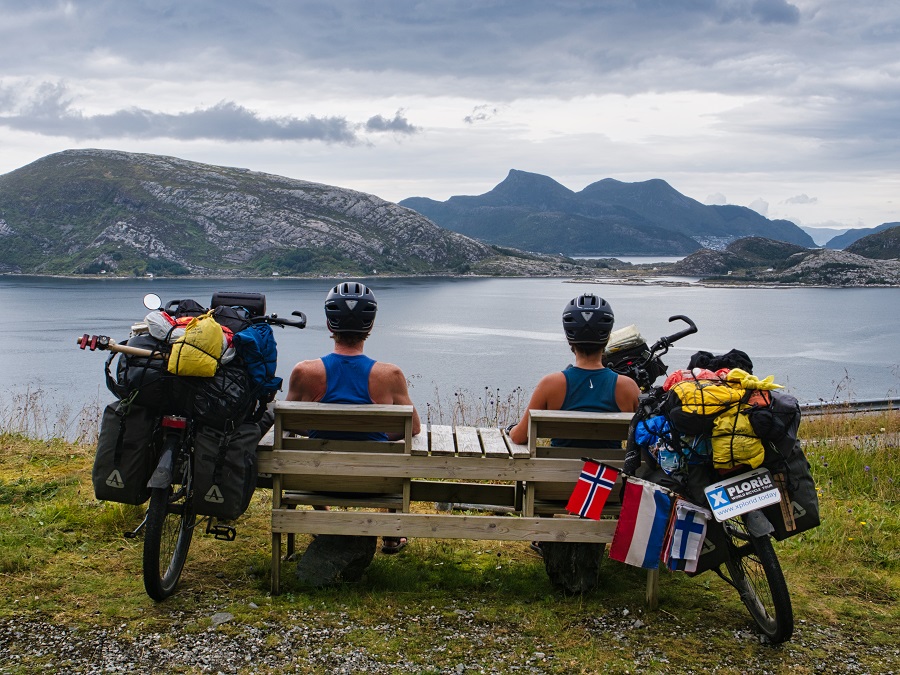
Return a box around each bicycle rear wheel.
[723,520,794,643]
[143,444,195,601]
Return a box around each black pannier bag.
[93,402,158,505]
[762,438,821,540]
[107,333,173,410]
[192,422,262,520]
[749,390,819,539]
[190,361,253,429]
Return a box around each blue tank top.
[309,353,388,442]
[552,366,620,448]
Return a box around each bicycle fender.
[744,509,775,538]
[148,447,174,489]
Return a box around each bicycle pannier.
[192,422,262,520]
[762,439,820,540]
[92,402,158,505]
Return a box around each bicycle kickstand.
[124,513,149,539]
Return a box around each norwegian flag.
[565,461,621,520]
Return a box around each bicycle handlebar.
[255,310,306,329]
[648,315,698,354]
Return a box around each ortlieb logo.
[205,485,225,503]
[105,470,125,489]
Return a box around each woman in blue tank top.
[507,293,639,446]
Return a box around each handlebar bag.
[167,311,223,377]
[92,402,158,505]
[192,422,262,520]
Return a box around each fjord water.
[1,276,897,429]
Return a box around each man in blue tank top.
[507,293,640,559]
[287,282,421,554]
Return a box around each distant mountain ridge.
[400,170,815,255]
[844,225,900,259]
[0,150,537,277]
[824,222,900,249]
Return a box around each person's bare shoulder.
[369,361,408,398]
[614,372,641,412]
[287,358,326,401]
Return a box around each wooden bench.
[257,401,658,604]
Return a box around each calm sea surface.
[1,276,897,431]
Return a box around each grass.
[0,411,898,673]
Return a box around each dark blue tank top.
[309,353,388,442]
[552,366,620,448]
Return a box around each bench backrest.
[527,409,633,509]
[271,401,414,495]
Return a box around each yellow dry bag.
[167,311,223,377]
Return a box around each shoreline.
[2,271,898,288]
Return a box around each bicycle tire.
[143,440,195,601]
[724,521,794,643]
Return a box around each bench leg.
[645,566,659,610]
[271,532,282,595]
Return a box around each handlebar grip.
[663,315,698,343]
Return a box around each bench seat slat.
[478,427,510,458]
[430,424,455,456]
[455,426,482,457]
[411,432,429,456]
[505,433,530,459]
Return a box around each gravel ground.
[2,606,897,675]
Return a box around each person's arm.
[507,372,566,445]
[283,360,324,434]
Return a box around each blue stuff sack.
[232,323,283,397]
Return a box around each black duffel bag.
[107,333,175,410]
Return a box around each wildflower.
[865,466,870,472]
[848,537,854,541]
[860,521,867,526]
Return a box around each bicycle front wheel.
[143,449,195,601]
[724,521,794,643]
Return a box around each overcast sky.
[1,1,898,230]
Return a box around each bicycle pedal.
[206,522,237,541]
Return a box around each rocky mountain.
[844,225,900,260]
[400,170,815,255]
[0,149,556,277]
[825,222,900,250]
[670,236,900,286]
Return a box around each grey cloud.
[750,0,800,25]
[464,105,499,125]
[784,194,818,205]
[0,83,379,143]
[364,111,418,134]
[706,192,728,205]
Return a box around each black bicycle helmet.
[562,293,614,344]
[324,282,378,333]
